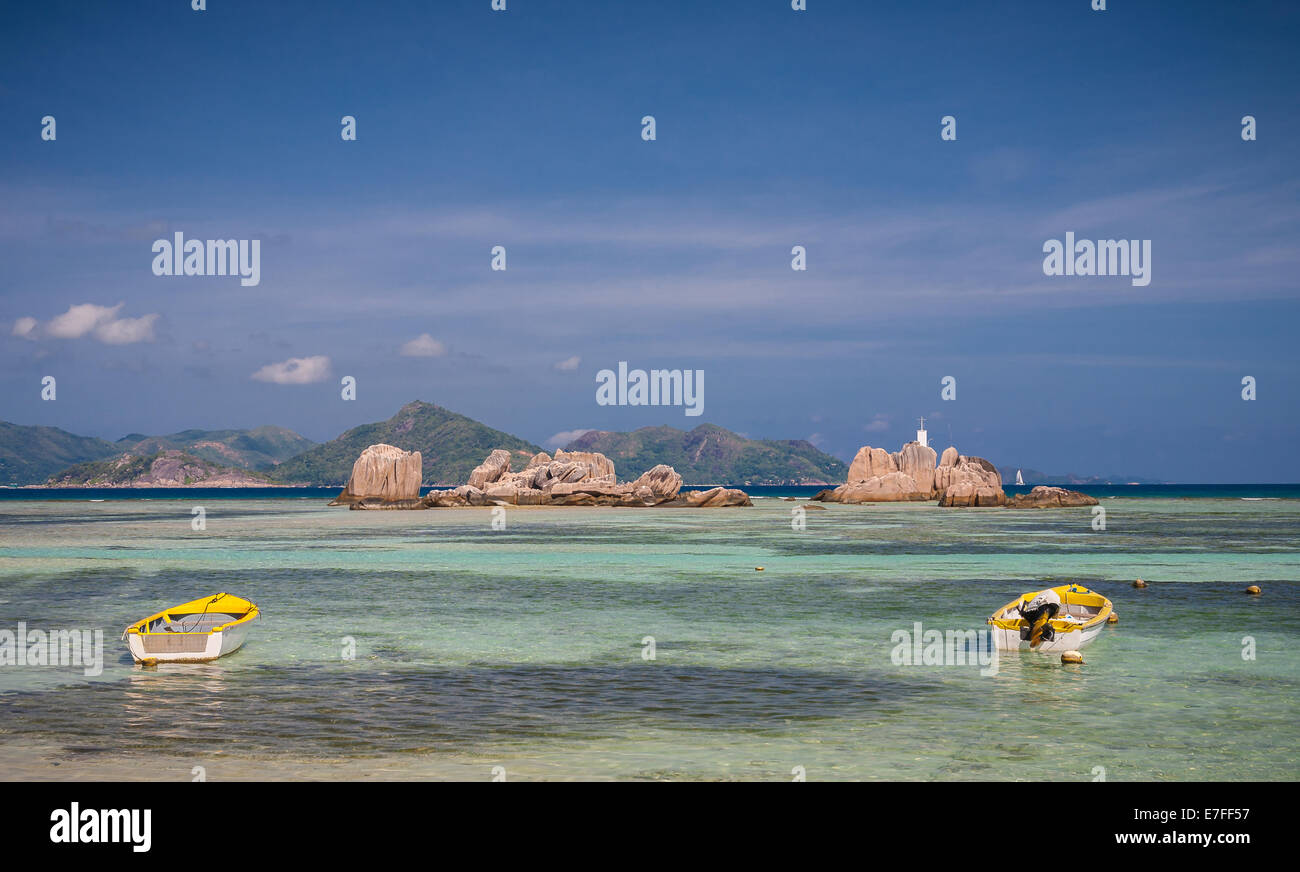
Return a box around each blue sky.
[2,0,1297,481]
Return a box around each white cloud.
[93,313,159,345]
[545,428,594,449]
[553,355,581,372]
[15,303,159,344]
[251,355,332,384]
[46,303,122,339]
[864,414,890,433]
[399,333,447,357]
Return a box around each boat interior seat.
[152,613,241,633]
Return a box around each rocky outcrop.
[934,454,1002,504]
[551,449,616,481]
[347,446,748,509]
[937,481,1007,507]
[661,486,752,508]
[827,471,930,503]
[1006,486,1099,508]
[816,440,1006,506]
[894,442,938,496]
[627,465,684,504]
[846,446,897,481]
[330,444,423,506]
[467,449,513,489]
[934,453,1006,506]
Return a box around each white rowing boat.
[987,584,1112,653]
[122,592,260,663]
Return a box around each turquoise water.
[0,494,1297,780]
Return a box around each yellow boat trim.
[123,592,260,636]
[987,584,1113,633]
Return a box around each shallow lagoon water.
[0,494,1297,780]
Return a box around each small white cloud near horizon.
[545,428,594,449]
[14,303,159,345]
[553,355,581,372]
[400,333,447,357]
[864,414,890,433]
[252,355,332,384]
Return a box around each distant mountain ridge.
[0,420,314,486]
[269,401,542,486]
[5,408,1160,490]
[0,422,120,486]
[564,424,848,485]
[997,467,1165,486]
[115,426,314,470]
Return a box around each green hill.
[564,423,847,485]
[116,426,315,470]
[270,401,542,486]
[5,409,846,489]
[0,422,120,486]
[46,450,272,487]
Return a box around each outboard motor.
[1018,592,1061,648]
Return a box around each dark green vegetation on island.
[49,453,153,486]
[564,423,848,485]
[115,426,315,471]
[269,401,543,486]
[0,422,120,486]
[45,450,273,487]
[0,421,315,486]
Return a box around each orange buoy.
[1133,579,1147,588]
[1061,650,1084,664]
[1246,585,1261,595]
[755,567,765,572]
[1107,613,1119,624]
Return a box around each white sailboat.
[1015,469,1024,486]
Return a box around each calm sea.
[0,485,1297,780]
[2,482,1299,501]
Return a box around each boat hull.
[126,616,256,663]
[988,618,1107,653]
[123,593,259,664]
